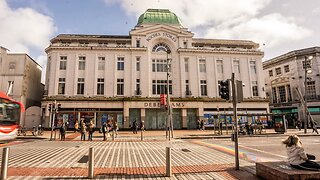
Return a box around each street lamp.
[304,55,313,134]
[166,49,173,140]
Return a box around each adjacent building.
[43,9,268,129]
[263,47,320,128]
[0,46,43,127]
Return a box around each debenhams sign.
[143,102,185,108]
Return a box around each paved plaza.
[1,129,319,179]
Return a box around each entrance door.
[187,109,197,129]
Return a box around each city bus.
[0,92,24,141]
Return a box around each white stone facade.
[43,14,268,129]
[263,47,320,128]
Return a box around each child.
[282,135,320,171]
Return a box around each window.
[233,59,240,73]
[9,62,16,69]
[252,81,258,96]
[116,42,126,47]
[250,61,256,74]
[200,80,207,96]
[284,65,290,73]
[117,79,124,95]
[307,81,316,100]
[287,85,292,102]
[77,78,85,95]
[278,86,286,102]
[186,80,191,95]
[152,59,169,72]
[269,70,273,77]
[136,57,140,71]
[136,79,141,95]
[98,57,105,70]
[152,43,170,52]
[136,40,140,47]
[217,60,223,73]
[59,56,67,70]
[117,57,124,71]
[275,67,281,75]
[199,59,206,72]
[7,81,14,94]
[78,56,86,70]
[58,78,65,95]
[272,87,277,103]
[183,41,187,48]
[152,80,172,95]
[184,58,189,72]
[97,78,104,95]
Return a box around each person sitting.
[282,135,320,171]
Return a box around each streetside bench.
[256,161,320,180]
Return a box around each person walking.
[114,122,118,137]
[132,120,138,134]
[296,119,301,131]
[200,119,204,130]
[88,121,94,141]
[197,119,201,130]
[311,121,319,134]
[60,124,66,141]
[80,122,86,141]
[102,122,107,141]
[282,135,320,170]
[74,121,79,132]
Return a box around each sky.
[1,0,320,83]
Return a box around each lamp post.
[304,55,313,134]
[166,49,173,140]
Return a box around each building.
[263,47,320,128]
[0,46,43,127]
[43,9,268,129]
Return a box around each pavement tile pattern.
[0,134,256,179]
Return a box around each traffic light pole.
[50,100,56,141]
[231,73,240,170]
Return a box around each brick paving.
[0,135,257,179]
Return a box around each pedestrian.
[74,120,79,132]
[296,119,301,131]
[140,120,145,131]
[311,121,319,134]
[132,120,138,134]
[80,122,86,141]
[114,122,118,137]
[200,119,204,130]
[88,121,94,141]
[282,135,320,170]
[60,124,66,141]
[245,122,250,135]
[102,122,107,141]
[197,119,201,130]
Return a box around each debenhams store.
[42,9,269,129]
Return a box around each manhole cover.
[181,149,191,152]
[78,155,88,163]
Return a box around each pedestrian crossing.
[0,140,253,168]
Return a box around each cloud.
[205,13,312,48]
[0,0,56,54]
[104,0,312,51]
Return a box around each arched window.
[152,43,170,52]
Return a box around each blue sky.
[1,0,320,82]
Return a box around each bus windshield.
[0,101,21,125]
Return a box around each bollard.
[166,147,172,177]
[141,130,144,141]
[1,147,9,180]
[231,133,235,142]
[88,147,94,179]
[112,130,115,141]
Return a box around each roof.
[137,9,182,27]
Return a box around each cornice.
[178,48,264,56]
[45,46,147,53]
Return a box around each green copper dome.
[137,9,182,26]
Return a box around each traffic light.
[48,104,52,112]
[219,80,230,100]
[56,103,61,113]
